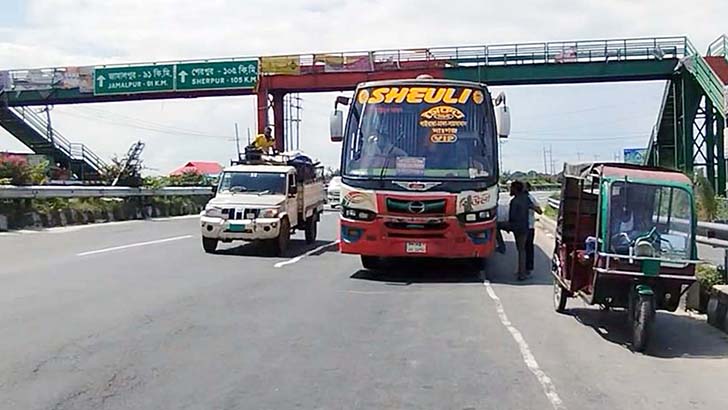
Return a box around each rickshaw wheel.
[553,276,568,313]
[631,294,655,352]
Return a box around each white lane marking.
[274,240,340,268]
[483,280,566,410]
[3,215,200,236]
[77,235,192,256]
[345,290,391,295]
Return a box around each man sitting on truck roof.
[251,126,276,154]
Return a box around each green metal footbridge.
[1,35,726,189]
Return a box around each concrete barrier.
[707,285,728,332]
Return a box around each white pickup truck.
[200,161,325,255]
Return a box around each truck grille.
[385,198,446,215]
[221,208,259,220]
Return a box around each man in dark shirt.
[509,181,530,280]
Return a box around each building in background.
[170,161,223,177]
[623,148,647,165]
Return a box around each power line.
[510,134,646,142]
[69,105,233,137]
[54,110,234,140]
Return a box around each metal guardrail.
[684,40,726,114]
[0,185,212,199]
[10,107,107,172]
[708,35,728,57]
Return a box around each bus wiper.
[257,190,270,196]
[378,145,395,187]
[229,186,248,193]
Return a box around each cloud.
[1,0,726,173]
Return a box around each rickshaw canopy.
[562,162,692,186]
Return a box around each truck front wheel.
[202,237,218,253]
[271,218,290,256]
[304,215,318,244]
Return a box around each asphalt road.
[1,213,727,410]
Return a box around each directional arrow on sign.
[178,70,188,84]
[96,75,106,87]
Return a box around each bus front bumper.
[339,217,496,258]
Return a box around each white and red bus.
[329,78,510,269]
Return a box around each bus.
[329,77,510,269]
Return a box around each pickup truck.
[200,160,325,256]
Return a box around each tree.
[325,167,340,179]
[0,156,48,185]
[694,173,717,221]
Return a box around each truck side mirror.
[211,185,218,195]
[330,110,344,142]
[289,184,298,196]
[495,104,511,138]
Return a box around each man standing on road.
[525,182,543,276]
[508,181,530,281]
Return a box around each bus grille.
[385,198,446,214]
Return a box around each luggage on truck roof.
[232,149,320,182]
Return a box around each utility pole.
[234,123,241,160]
[41,105,53,145]
[577,151,583,161]
[543,145,554,175]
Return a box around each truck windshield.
[342,85,495,180]
[608,181,692,259]
[218,172,287,194]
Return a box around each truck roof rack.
[230,150,320,167]
[230,150,323,182]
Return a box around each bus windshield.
[341,85,496,180]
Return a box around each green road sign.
[175,60,258,91]
[94,65,175,95]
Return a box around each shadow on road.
[350,258,483,285]
[567,307,728,358]
[486,235,553,286]
[214,239,335,258]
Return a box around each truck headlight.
[260,208,280,218]
[203,207,223,217]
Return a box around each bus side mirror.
[330,110,344,142]
[495,104,510,138]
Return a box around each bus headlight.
[342,207,376,221]
[458,208,495,224]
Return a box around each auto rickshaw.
[551,163,700,351]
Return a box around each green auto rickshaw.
[552,162,701,352]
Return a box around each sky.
[0,0,726,174]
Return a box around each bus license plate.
[406,242,426,253]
